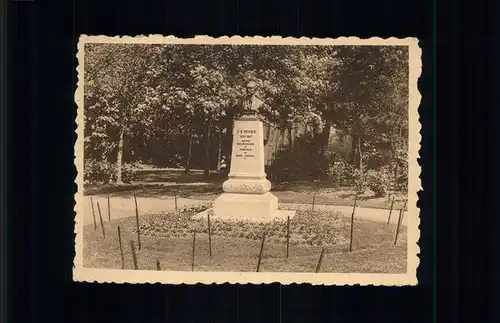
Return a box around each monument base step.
[214,192,278,219]
[194,192,296,222]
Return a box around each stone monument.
[197,82,295,222]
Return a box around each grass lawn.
[83,207,407,273]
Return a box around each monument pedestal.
[196,114,295,222]
[214,192,278,220]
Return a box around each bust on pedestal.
[213,114,280,220]
[207,82,294,222]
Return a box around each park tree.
[319,45,408,193]
[146,45,242,178]
[329,46,408,168]
[84,43,409,191]
[84,43,166,183]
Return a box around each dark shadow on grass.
[85,183,223,199]
[271,180,343,193]
[338,193,373,201]
[84,168,225,197]
[134,169,222,184]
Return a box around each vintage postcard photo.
[74,35,421,285]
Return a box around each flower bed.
[137,203,355,247]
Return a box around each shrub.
[84,159,114,185]
[84,158,141,185]
[327,159,355,186]
[396,168,408,193]
[121,163,140,183]
[352,168,366,194]
[364,147,389,170]
[392,147,408,193]
[365,168,391,197]
[268,134,333,183]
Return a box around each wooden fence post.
[394,209,404,245]
[349,194,358,252]
[400,200,407,221]
[107,193,111,222]
[130,240,138,270]
[134,192,141,250]
[286,216,290,258]
[256,232,266,272]
[191,231,197,271]
[174,189,178,214]
[118,226,124,269]
[315,249,325,273]
[97,202,105,238]
[386,197,395,225]
[90,197,97,230]
[207,214,212,258]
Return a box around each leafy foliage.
[327,159,356,186]
[365,168,391,197]
[84,159,114,185]
[84,160,140,185]
[84,43,409,194]
[268,134,332,182]
[393,146,409,193]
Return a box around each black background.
[3,0,495,321]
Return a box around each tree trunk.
[389,138,398,183]
[357,136,363,171]
[225,112,234,168]
[350,134,358,166]
[184,132,193,174]
[268,128,280,164]
[273,129,283,160]
[204,121,211,179]
[319,121,331,156]
[287,127,293,148]
[216,132,222,171]
[115,125,125,184]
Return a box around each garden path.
[80,195,409,228]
